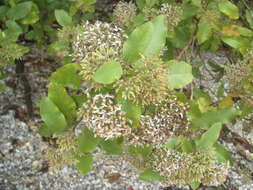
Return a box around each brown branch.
[15,60,34,118]
[176,35,197,61]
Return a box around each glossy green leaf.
[38,97,67,134]
[167,60,193,89]
[139,168,163,182]
[196,123,222,150]
[48,82,77,123]
[55,9,72,27]
[218,0,239,19]
[214,143,232,164]
[197,21,213,44]
[7,1,32,20]
[92,60,123,84]
[78,128,101,153]
[50,64,82,89]
[76,154,93,176]
[123,15,167,63]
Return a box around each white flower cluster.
[160,4,182,30]
[147,148,229,186]
[80,94,131,140]
[125,97,189,147]
[113,1,137,28]
[72,21,127,62]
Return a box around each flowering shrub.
[34,0,253,189]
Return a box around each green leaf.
[38,124,53,137]
[47,41,69,56]
[190,107,238,130]
[7,1,32,20]
[218,0,239,19]
[99,138,123,155]
[120,99,141,127]
[0,82,5,92]
[5,20,23,41]
[182,4,199,20]
[214,143,232,164]
[77,128,101,153]
[221,36,251,54]
[38,97,68,134]
[193,88,211,103]
[139,168,163,182]
[190,181,200,190]
[21,2,39,25]
[181,139,195,153]
[197,21,213,44]
[191,0,202,8]
[128,145,153,157]
[236,26,253,37]
[72,95,88,108]
[92,60,123,84]
[0,6,9,19]
[167,60,193,89]
[76,154,93,176]
[123,15,167,63]
[136,0,146,10]
[48,82,77,123]
[222,36,242,49]
[50,64,82,89]
[165,137,180,149]
[132,13,146,27]
[196,123,222,150]
[145,0,158,8]
[246,10,253,29]
[169,24,195,48]
[55,9,72,27]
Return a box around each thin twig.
[176,35,197,61]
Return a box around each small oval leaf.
[38,97,68,134]
[76,154,93,176]
[92,60,123,84]
[218,0,239,20]
[55,9,72,27]
[196,123,222,150]
[167,60,193,89]
[139,168,163,182]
